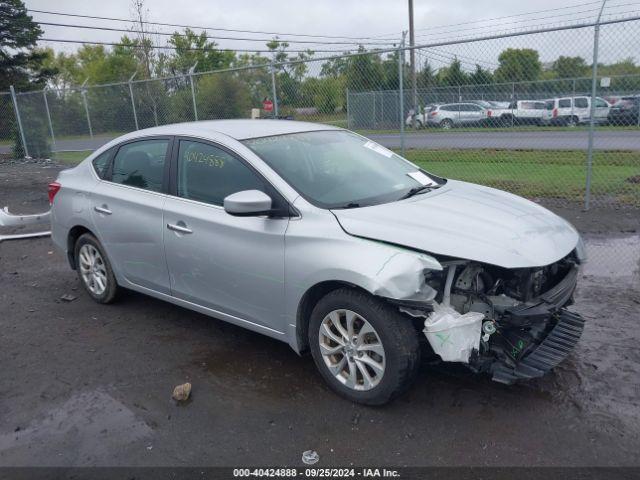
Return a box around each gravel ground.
[1,161,639,467]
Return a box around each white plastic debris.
[423,303,484,363]
[302,450,319,465]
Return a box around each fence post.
[9,85,28,158]
[345,88,350,129]
[80,79,93,139]
[270,64,279,117]
[511,82,515,127]
[42,87,56,150]
[398,33,406,156]
[585,0,607,211]
[189,62,198,121]
[128,71,139,130]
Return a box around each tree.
[469,64,493,85]
[437,58,469,86]
[494,48,542,83]
[552,56,588,78]
[167,29,235,75]
[0,0,56,91]
[416,61,435,89]
[345,48,384,92]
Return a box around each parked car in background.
[405,104,437,128]
[490,100,547,126]
[543,96,611,126]
[421,103,491,129]
[49,120,586,405]
[607,96,640,126]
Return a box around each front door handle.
[94,206,112,215]
[167,223,193,234]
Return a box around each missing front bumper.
[0,206,51,243]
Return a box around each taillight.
[48,182,61,205]
[487,110,493,117]
[552,108,558,118]
[430,111,437,117]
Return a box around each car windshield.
[243,130,441,209]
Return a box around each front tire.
[74,233,119,304]
[308,288,420,405]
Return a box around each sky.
[24,0,640,71]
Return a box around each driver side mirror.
[223,190,273,217]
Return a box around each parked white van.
[543,96,610,126]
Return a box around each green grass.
[52,150,93,165]
[401,149,640,206]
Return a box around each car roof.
[121,119,341,141]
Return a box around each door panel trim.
[122,278,286,337]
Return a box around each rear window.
[111,139,169,192]
[92,149,113,179]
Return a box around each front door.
[163,138,289,332]
[91,137,172,293]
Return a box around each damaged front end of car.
[390,247,586,385]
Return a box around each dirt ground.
[1,161,639,467]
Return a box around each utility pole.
[408,0,417,129]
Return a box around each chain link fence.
[1,16,639,273]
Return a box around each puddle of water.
[582,234,640,281]
[0,390,152,466]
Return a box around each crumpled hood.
[332,180,579,269]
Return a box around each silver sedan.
[50,120,585,404]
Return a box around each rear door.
[440,104,459,124]
[594,97,610,122]
[573,97,590,121]
[91,137,172,293]
[162,137,290,332]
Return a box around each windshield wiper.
[399,184,438,200]
[334,202,361,209]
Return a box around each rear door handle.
[94,206,112,215]
[167,223,193,234]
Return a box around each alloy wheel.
[318,309,386,391]
[78,244,108,295]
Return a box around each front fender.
[284,207,442,352]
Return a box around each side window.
[595,98,607,107]
[92,149,113,179]
[177,140,266,206]
[111,139,169,192]
[558,98,571,108]
[574,97,589,108]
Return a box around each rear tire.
[308,288,421,405]
[566,115,579,127]
[440,119,453,130]
[74,233,119,304]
